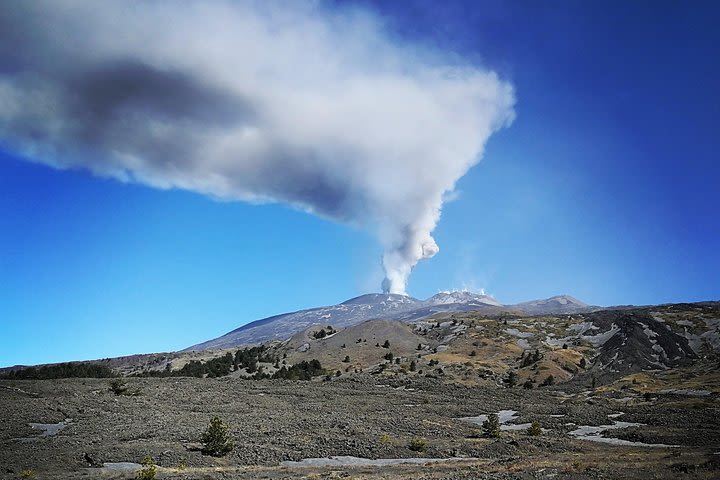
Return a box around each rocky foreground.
[1,373,718,479]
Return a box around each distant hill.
[185,292,599,351]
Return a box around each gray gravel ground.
[1,376,718,479]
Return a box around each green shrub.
[408,437,426,452]
[201,417,235,457]
[137,456,156,480]
[20,469,36,479]
[482,413,501,438]
[2,362,115,380]
[109,378,129,395]
[527,421,542,436]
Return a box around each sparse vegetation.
[408,437,426,452]
[272,359,324,380]
[527,421,542,436]
[313,326,336,339]
[482,413,501,438]
[20,469,36,479]
[201,416,235,457]
[2,362,115,380]
[109,378,129,395]
[520,349,543,368]
[137,455,156,480]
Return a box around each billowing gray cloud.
[0,0,515,294]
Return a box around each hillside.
[185,292,598,351]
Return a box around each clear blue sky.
[1,0,718,367]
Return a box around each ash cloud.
[0,1,515,294]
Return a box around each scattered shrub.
[109,379,129,396]
[2,362,115,380]
[482,413,501,438]
[20,469,36,479]
[408,437,426,452]
[527,421,542,436]
[201,417,235,457]
[382,340,390,348]
[137,456,156,480]
[541,375,555,387]
[272,359,324,380]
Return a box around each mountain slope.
[185,294,424,351]
[184,292,596,351]
[509,295,593,315]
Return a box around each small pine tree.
[342,355,350,363]
[408,437,426,452]
[506,371,518,387]
[541,375,555,387]
[137,456,156,480]
[527,421,542,436]
[201,417,234,457]
[109,378,128,395]
[409,360,416,371]
[382,340,390,348]
[482,413,501,438]
[579,357,587,369]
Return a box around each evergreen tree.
[482,413,501,438]
[527,421,542,436]
[201,417,234,457]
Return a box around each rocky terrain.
[1,371,719,479]
[184,293,596,350]
[1,300,719,479]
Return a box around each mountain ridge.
[184,292,599,351]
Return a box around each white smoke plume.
[0,1,515,294]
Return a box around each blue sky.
[1,0,718,367]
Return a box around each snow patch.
[582,324,620,347]
[569,421,679,448]
[504,328,534,339]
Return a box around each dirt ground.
[1,376,718,479]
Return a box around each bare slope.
[185,292,596,351]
